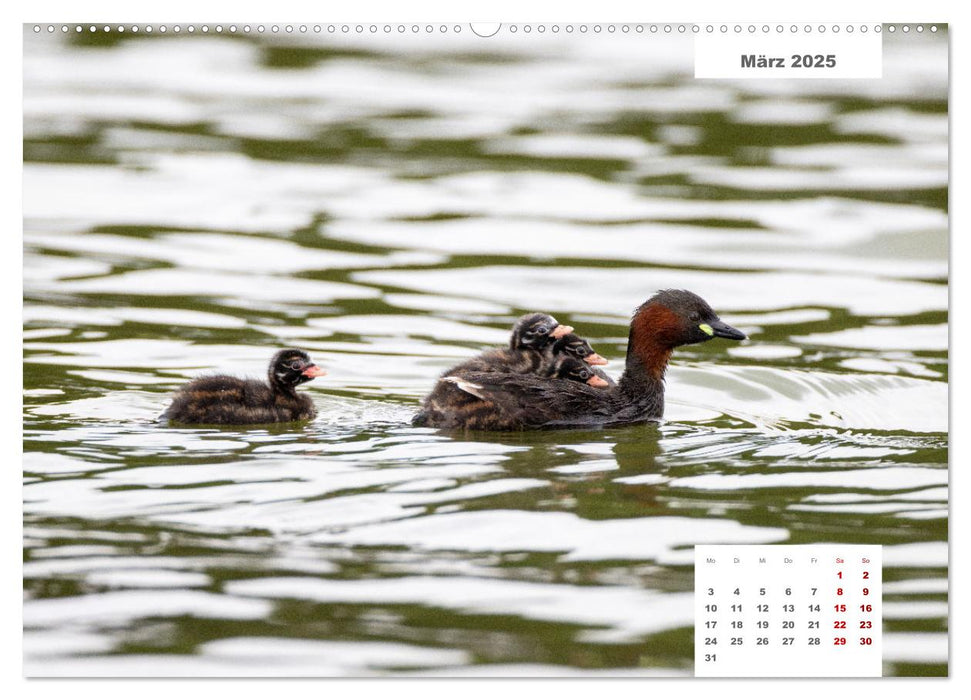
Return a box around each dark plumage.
[436,355,609,432]
[411,313,572,427]
[453,313,573,375]
[544,333,615,387]
[413,290,745,431]
[508,313,572,353]
[160,349,325,425]
[548,354,610,388]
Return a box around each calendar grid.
[695,545,882,677]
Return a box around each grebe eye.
[575,346,588,355]
[535,326,549,335]
[288,361,302,370]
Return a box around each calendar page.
[21,10,949,682]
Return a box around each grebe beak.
[707,319,747,341]
[301,364,327,378]
[584,353,608,366]
[551,325,574,339]
[586,375,610,388]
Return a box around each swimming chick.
[160,349,325,425]
[412,290,745,430]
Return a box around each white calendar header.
[695,30,883,79]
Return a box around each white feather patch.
[442,376,487,399]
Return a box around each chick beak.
[301,364,327,378]
[584,353,608,366]
[586,375,610,388]
[551,324,574,339]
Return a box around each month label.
[695,32,883,79]
[694,545,882,677]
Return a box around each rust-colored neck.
[625,304,681,382]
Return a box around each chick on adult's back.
[412,313,572,427]
[414,290,746,430]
